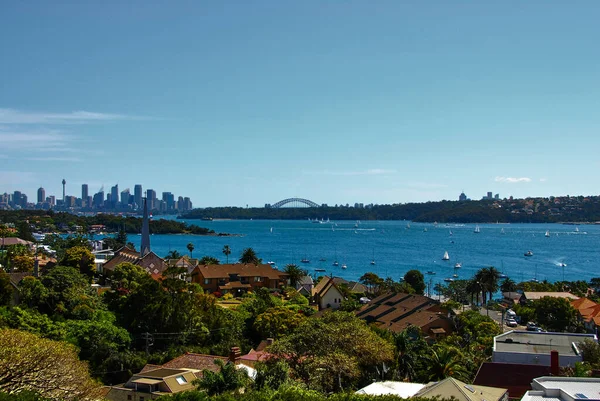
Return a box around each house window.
[175,375,188,385]
[254,276,262,282]
[204,278,210,285]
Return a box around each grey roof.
[297,275,314,285]
[494,331,597,356]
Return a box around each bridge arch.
[271,198,319,208]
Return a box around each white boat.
[575,226,580,232]
[332,261,339,267]
[501,228,505,234]
[426,271,436,275]
[474,225,480,233]
[341,264,347,269]
[301,258,310,263]
[370,249,376,265]
[270,227,273,233]
[267,261,275,265]
[545,230,550,237]
[524,250,533,257]
[442,251,449,261]
[423,228,428,232]
[406,223,411,229]
[559,262,567,267]
[444,277,455,282]
[454,262,462,268]
[449,230,453,236]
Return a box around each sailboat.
[270,227,273,233]
[545,230,550,237]
[442,251,450,261]
[575,226,580,233]
[449,230,453,236]
[370,249,376,265]
[474,225,480,233]
[406,223,411,229]
[333,249,339,266]
[501,228,505,234]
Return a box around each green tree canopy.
[534,296,577,332]
[268,311,394,392]
[239,248,261,265]
[60,246,95,278]
[0,328,102,401]
[404,270,425,295]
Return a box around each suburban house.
[190,263,287,295]
[355,292,454,339]
[4,272,32,305]
[521,377,600,401]
[492,331,597,367]
[332,277,367,294]
[295,275,314,297]
[312,276,345,310]
[474,362,552,399]
[165,256,200,279]
[101,246,168,277]
[571,297,600,333]
[519,292,579,305]
[105,368,198,401]
[415,377,508,401]
[107,347,256,401]
[356,378,507,401]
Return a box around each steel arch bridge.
[271,198,319,208]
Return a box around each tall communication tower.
[62,179,66,203]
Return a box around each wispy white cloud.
[495,176,532,183]
[26,156,83,162]
[306,168,397,176]
[0,108,147,124]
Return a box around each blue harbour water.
[126,219,600,287]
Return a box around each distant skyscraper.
[49,196,56,207]
[162,192,175,211]
[62,179,66,203]
[120,189,130,205]
[134,184,142,208]
[12,191,22,208]
[146,189,156,210]
[111,184,119,207]
[93,191,104,208]
[82,184,88,200]
[37,187,45,204]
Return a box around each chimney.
[229,346,241,364]
[550,350,559,376]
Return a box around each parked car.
[526,322,538,331]
[505,318,518,327]
[506,309,517,318]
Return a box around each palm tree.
[425,346,468,381]
[283,264,306,288]
[165,250,181,259]
[466,279,483,306]
[222,245,231,264]
[239,247,261,265]
[500,277,517,292]
[392,328,421,381]
[187,242,194,258]
[479,266,500,303]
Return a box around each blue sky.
[1,1,599,207]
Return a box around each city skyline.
[1,180,192,213]
[2,2,600,206]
